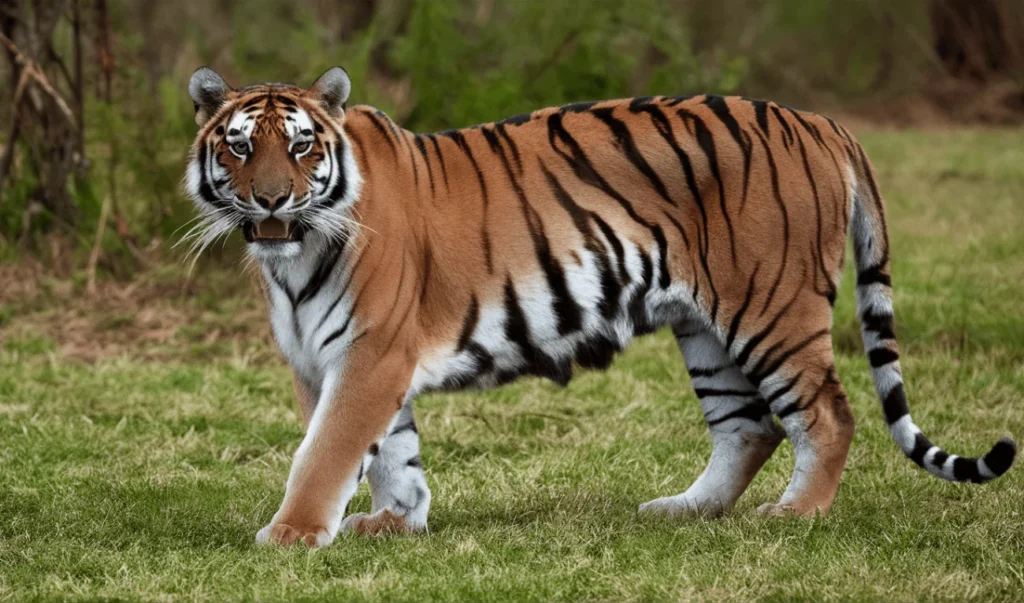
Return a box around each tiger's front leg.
[339,400,431,536]
[256,353,413,548]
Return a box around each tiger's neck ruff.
[184,67,1015,548]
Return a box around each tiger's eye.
[231,141,249,155]
[292,141,312,155]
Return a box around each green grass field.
[1,128,1023,601]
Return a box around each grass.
[1,127,1023,601]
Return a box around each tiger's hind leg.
[639,324,784,517]
[339,401,431,536]
[742,317,855,517]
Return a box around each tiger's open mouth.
[242,217,306,244]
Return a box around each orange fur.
[186,72,1015,547]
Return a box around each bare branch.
[0,30,76,123]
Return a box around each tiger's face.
[184,67,360,262]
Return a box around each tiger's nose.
[253,192,289,212]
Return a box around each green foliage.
[393,0,743,131]
[0,0,934,268]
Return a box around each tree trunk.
[929,0,1023,82]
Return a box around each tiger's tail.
[848,146,1016,483]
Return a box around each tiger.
[184,66,1016,548]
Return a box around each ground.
[1,128,1022,602]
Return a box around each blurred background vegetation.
[0,0,1022,280]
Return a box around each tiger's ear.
[188,67,231,127]
[307,67,351,115]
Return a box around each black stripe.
[628,101,709,257]
[678,107,738,265]
[414,135,436,197]
[703,96,752,211]
[629,101,717,309]
[541,164,620,319]
[908,432,931,467]
[687,365,729,378]
[653,227,670,289]
[419,240,433,302]
[694,388,758,398]
[882,382,909,424]
[495,123,522,173]
[742,336,786,386]
[561,101,597,113]
[769,105,794,149]
[401,130,421,189]
[196,142,225,207]
[549,111,671,292]
[785,107,827,147]
[726,265,759,350]
[748,329,829,387]
[241,96,265,110]
[574,334,620,370]
[794,132,838,304]
[295,243,345,306]
[765,376,800,406]
[390,421,418,436]
[485,129,582,336]
[706,402,770,426]
[626,250,654,335]
[547,112,667,264]
[774,397,807,420]
[322,140,349,207]
[591,214,630,290]
[467,342,495,375]
[316,289,349,336]
[406,455,423,468]
[952,456,982,483]
[861,310,896,340]
[752,129,791,318]
[441,130,492,272]
[366,111,399,158]
[457,296,480,352]
[497,112,532,127]
[426,134,450,190]
[664,95,693,107]
[868,347,899,368]
[320,314,353,349]
[268,268,296,306]
[824,116,845,139]
[629,97,655,110]
[592,107,675,207]
[747,98,771,138]
[734,283,804,369]
[503,277,572,386]
[857,264,892,287]
[932,449,949,468]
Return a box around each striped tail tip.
[982,436,1017,479]
[894,417,1016,483]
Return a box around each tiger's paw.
[755,502,822,518]
[638,495,729,519]
[340,509,423,537]
[255,521,333,548]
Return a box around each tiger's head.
[183,67,360,262]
